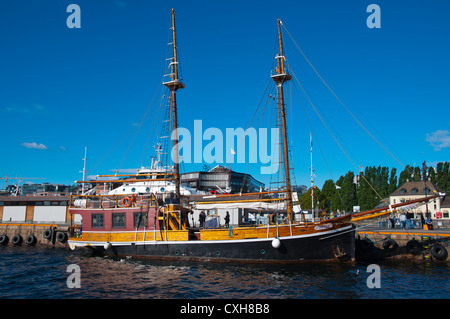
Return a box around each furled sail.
[189,193,287,210]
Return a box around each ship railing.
[70,193,158,209]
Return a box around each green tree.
[388,167,397,195]
[427,166,436,184]
[339,171,357,212]
[321,179,337,212]
[398,165,412,186]
[299,186,321,210]
[436,162,449,193]
[412,166,422,182]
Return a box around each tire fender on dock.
[382,238,398,252]
[430,243,448,261]
[12,234,23,246]
[0,234,9,245]
[26,235,37,246]
[56,231,68,243]
[406,239,423,255]
[43,229,53,241]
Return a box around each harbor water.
[0,246,448,300]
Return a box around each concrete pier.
[0,223,71,248]
[356,227,450,262]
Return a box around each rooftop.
[391,181,444,197]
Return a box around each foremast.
[163,9,184,200]
[271,19,293,222]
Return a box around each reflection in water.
[0,246,448,299]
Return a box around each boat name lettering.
[314,223,333,231]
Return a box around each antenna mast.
[163,9,185,200]
[81,146,87,194]
[271,19,293,222]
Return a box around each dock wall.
[0,223,71,248]
[357,229,450,262]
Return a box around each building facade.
[181,165,264,194]
[389,181,448,220]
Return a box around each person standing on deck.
[224,211,230,228]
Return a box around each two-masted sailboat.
[67,10,356,262]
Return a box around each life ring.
[135,195,143,205]
[430,243,448,261]
[122,197,131,207]
[406,239,423,255]
[12,234,23,246]
[0,234,9,245]
[382,238,398,252]
[26,235,37,246]
[56,232,68,243]
[43,229,53,240]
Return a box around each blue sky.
[1,0,449,190]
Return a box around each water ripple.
[0,246,448,299]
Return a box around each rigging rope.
[117,82,163,172]
[281,23,406,169]
[287,63,384,201]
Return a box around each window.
[424,188,430,195]
[112,213,126,228]
[207,209,217,216]
[92,214,104,228]
[400,189,406,195]
[133,212,147,228]
[411,188,418,194]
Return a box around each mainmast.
[163,9,184,200]
[271,19,293,222]
[80,146,87,194]
[310,133,315,222]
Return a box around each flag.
[310,132,313,152]
[336,185,341,190]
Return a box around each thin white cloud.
[426,130,450,151]
[21,142,48,150]
[1,104,45,114]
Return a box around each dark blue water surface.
[0,246,448,299]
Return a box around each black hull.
[86,225,356,263]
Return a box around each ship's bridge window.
[92,213,104,228]
[112,213,126,228]
[134,212,147,228]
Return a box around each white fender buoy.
[104,242,111,250]
[272,238,281,249]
